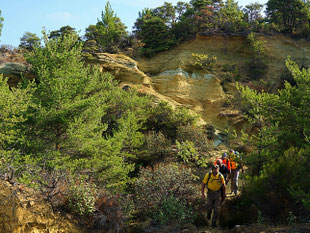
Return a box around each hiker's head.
[222,152,227,159]
[229,149,234,154]
[216,159,223,166]
[212,164,219,174]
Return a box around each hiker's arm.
[201,183,206,199]
[222,184,226,196]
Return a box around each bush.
[134,163,198,225]
[245,33,268,80]
[66,179,96,216]
[145,102,197,139]
[153,195,194,225]
[176,140,207,168]
[176,124,213,155]
[191,53,217,71]
[92,192,134,232]
[144,131,172,157]
[242,147,310,222]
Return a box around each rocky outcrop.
[0,181,81,233]
[95,52,241,130]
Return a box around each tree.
[0,10,3,39]
[134,13,176,57]
[85,1,127,53]
[24,31,148,189]
[243,2,263,24]
[238,60,310,218]
[0,75,34,183]
[19,32,40,50]
[219,0,244,32]
[238,58,310,172]
[153,2,176,26]
[49,25,78,39]
[266,0,310,33]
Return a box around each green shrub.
[67,179,96,216]
[176,124,213,155]
[191,53,217,71]
[176,140,207,168]
[134,163,198,225]
[245,33,268,80]
[153,195,194,225]
[144,131,172,157]
[243,147,310,221]
[145,102,197,139]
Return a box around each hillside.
[1,34,310,232]
[93,34,310,132]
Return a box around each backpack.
[206,171,224,185]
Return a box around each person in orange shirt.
[201,164,226,227]
[214,152,231,171]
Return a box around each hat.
[212,164,219,169]
[222,152,227,159]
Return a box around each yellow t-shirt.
[202,172,225,191]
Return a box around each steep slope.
[95,34,310,131]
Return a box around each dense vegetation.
[1,0,310,231]
[0,29,214,231]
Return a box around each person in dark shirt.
[216,159,230,184]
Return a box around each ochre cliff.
[0,181,81,233]
[94,34,310,131]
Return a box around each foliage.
[222,63,241,81]
[243,3,264,31]
[191,53,217,71]
[238,58,310,220]
[85,1,127,53]
[266,0,310,33]
[153,195,194,225]
[243,3,263,24]
[144,101,197,140]
[134,10,176,57]
[176,140,207,167]
[246,32,265,56]
[219,0,245,33]
[245,32,267,80]
[67,179,96,216]
[49,25,78,39]
[23,31,150,190]
[134,163,198,224]
[176,124,213,155]
[19,32,41,50]
[243,147,310,220]
[144,131,172,157]
[0,75,34,183]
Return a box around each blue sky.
[1,0,268,47]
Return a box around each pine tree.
[24,31,148,189]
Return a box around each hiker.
[229,149,242,195]
[215,159,230,183]
[214,152,231,174]
[201,164,226,227]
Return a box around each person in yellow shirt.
[201,164,226,227]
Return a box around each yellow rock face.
[0,181,81,233]
[95,34,310,131]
